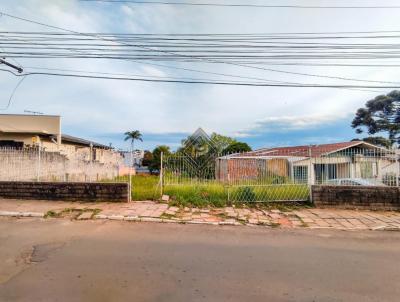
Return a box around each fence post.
[397,150,400,187]
[160,151,163,197]
[36,144,41,182]
[308,145,313,203]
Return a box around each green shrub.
[164,183,228,207]
[235,186,256,202]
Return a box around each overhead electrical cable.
[79,0,400,9]
[0,68,396,89]
[0,12,397,86]
[0,12,397,92]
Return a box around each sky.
[0,0,399,151]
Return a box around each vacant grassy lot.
[115,175,160,201]
[114,175,310,207]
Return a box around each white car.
[325,178,386,186]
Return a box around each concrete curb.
[0,211,44,218]
[1,211,399,231]
[93,214,242,226]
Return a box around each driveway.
[1,218,400,301]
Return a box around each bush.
[165,183,228,207]
[235,186,256,202]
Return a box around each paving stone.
[108,215,124,220]
[161,195,170,201]
[278,218,292,227]
[77,212,93,220]
[248,218,259,224]
[164,210,177,216]
[314,219,331,227]
[338,220,355,228]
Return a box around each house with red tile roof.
[217,141,398,185]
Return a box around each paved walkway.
[1,199,400,230]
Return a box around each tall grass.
[114,175,160,201]
[164,183,228,207]
[110,175,309,206]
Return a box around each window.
[293,166,308,184]
[360,162,374,178]
[314,164,338,184]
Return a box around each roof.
[232,141,386,158]
[61,134,110,149]
[0,129,51,134]
[0,113,60,117]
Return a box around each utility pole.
[0,58,23,73]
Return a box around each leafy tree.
[178,130,240,156]
[149,145,171,173]
[178,129,214,157]
[210,132,237,153]
[352,90,400,145]
[223,142,252,154]
[351,136,393,149]
[141,150,153,167]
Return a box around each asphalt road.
[0,218,400,302]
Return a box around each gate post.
[160,151,163,197]
[308,146,313,203]
[36,144,41,182]
[397,150,400,187]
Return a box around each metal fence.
[162,145,400,202]
[0,147,121,182]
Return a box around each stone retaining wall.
[312,185,400,210]
[0,181,128,202]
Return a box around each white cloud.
[1,0,399,149]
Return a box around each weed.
[269,222,281,228]
[160,213,176,220]
[44,210,59,218]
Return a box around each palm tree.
[124,130,143,167]
[124,131,143,199]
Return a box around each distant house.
[217,141,398,185]
[0,114,122,165]
[121,150,144,167]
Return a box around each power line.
[23,66,277,84]
[0,68,396,89]
[5,30,400,35]
[0,75,27,110]
[1,12,397,90]
[79,0,400,9]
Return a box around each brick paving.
[1,199,400,230]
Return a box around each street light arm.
[0,58,23,73]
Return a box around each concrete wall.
[0,114,61,143]
[312,185,400,210]
[0,181,128,202]
[0,149,120,182]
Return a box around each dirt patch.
[30,242,65,263]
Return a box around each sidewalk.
[1,199,400,231]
